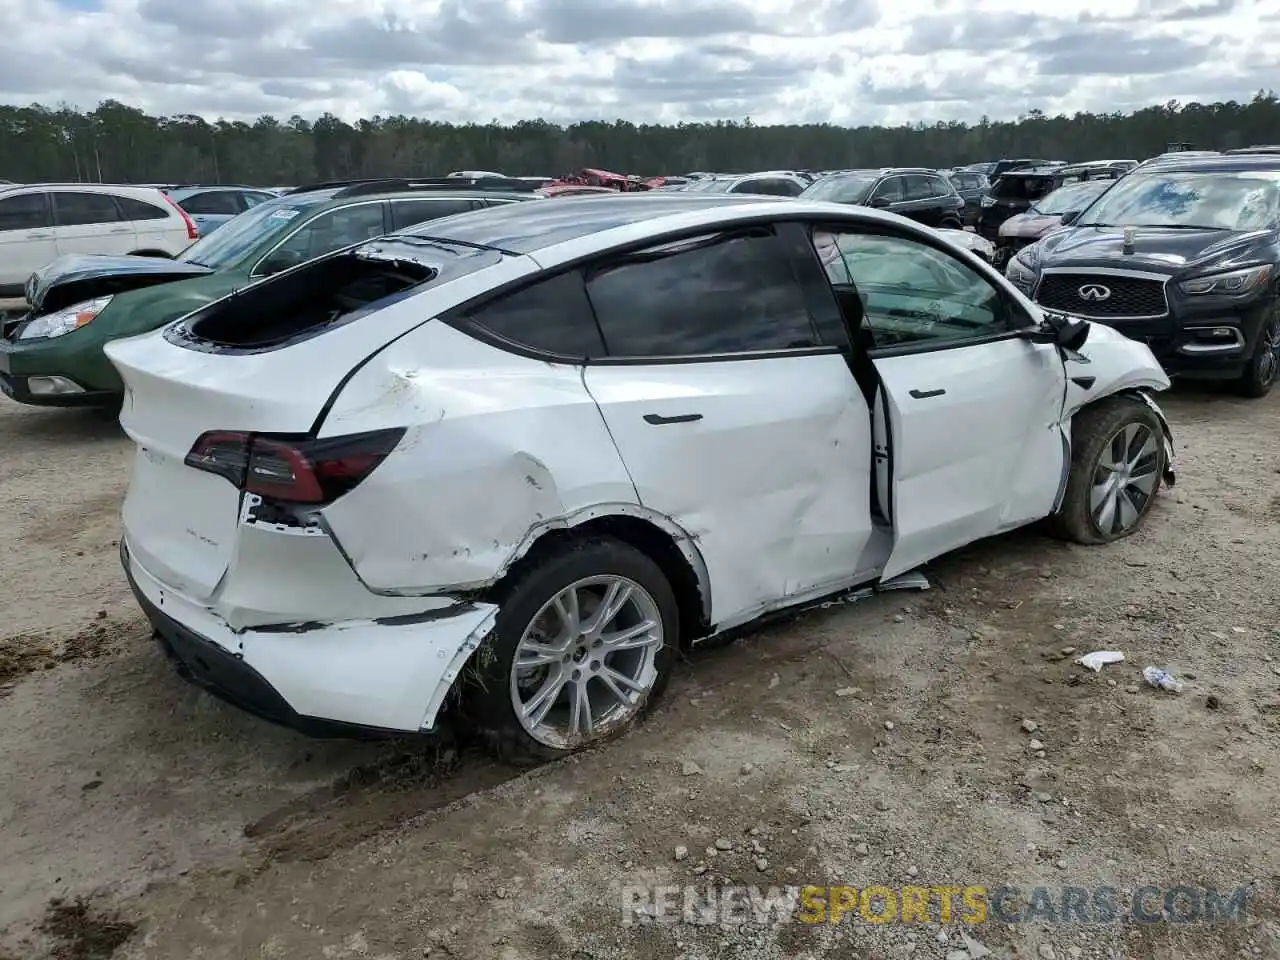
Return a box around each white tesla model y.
[105,193,1176,759]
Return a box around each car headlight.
[1178,265,1272,296]
[16,296,113,340]
[1014,243,1041,270]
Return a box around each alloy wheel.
[1089,421,1160,536]
[1256,313,1280,388]
[510,575,663,749]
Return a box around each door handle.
[908,388,946,399]
[109,227,131,234]
[26,232,52,239]
[643,413,703,425]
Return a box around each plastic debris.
[1076,650,1125,672]
[1142,666,1184,693]
[877,570,931,592]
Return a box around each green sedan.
[0,180,539,407]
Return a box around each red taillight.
[161,193,199,240]
[184,428,405,504]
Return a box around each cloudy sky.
[2,0,1277,125]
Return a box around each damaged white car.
[105,194,1176,759]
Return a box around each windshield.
[1075,171,1280,230]
[178,193,329,270]
[1031,181,1109,216]
[800,175,878,204]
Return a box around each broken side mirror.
[1021,312,1091,353]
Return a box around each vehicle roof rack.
[338,176,540,197]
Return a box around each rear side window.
[991,177,1055,200]
[464,270,606,358]
[585,229,819,358]
[0,192,52,231]
[390,198,477,231]
[116,196,170,221]
[53,192,124,226]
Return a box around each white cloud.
[1,0,1276,124]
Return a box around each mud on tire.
[461,536,679,765]
[1049,395,1167,546]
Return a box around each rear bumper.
[121,537,500,737]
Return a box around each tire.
[1234,309,1280,399]
[940,217,963,230]
[464,536,679,764]
[1049,396,1166,545]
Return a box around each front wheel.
[465,537,678,763]
[1050,396,1167,545]
[1235,311,1280,399]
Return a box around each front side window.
[258,203,387,273]
[53,192,123,226]
[586,228,819,358]
[903,176,932,201]
[0,192,51,231]
[811,229,1011,349]
[870,177,904,204]
[1074,171,1280,230]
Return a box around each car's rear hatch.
[25,254,214,316]
[105,237,533,603]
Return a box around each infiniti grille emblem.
[1078,284,1112,301]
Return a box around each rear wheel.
[939,216,963,230]
[465,537,678,763]
[1050,396,1166,545]
[1235,310,1280,399]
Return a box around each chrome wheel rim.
[1090,421,1160,536]
[510,575,663,749]
[1257,314,1280,387]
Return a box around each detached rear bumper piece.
[121,538,500,739]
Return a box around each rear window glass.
[991,177,1057,201]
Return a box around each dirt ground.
[1,386,1278,960]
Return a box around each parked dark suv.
[1005,154,1280,397]
[800,168,965,228]
[944,169,989,225]
[977,162,1130,243]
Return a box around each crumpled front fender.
[1062,321,1176,487]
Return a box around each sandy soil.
[1,386,1278,960]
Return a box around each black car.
[1005,154,1280,397]
[944,169,990,225]
[800,168,965,228]
[987,158,1055,179]
[977,163,1129,242]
